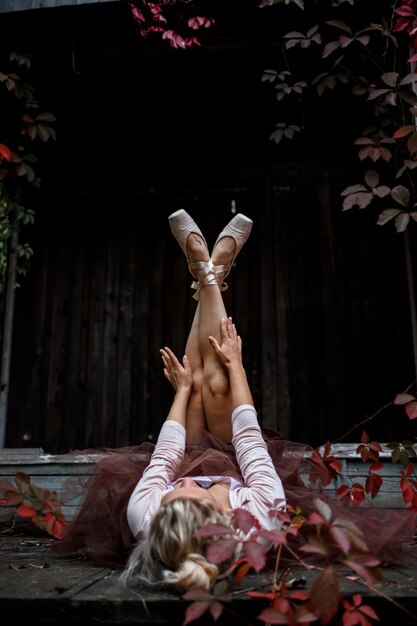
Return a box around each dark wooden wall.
[5,163,417,453]
[1,0,416,453]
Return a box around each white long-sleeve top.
[127,404,286,538]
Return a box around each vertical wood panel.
[6,165,417,453]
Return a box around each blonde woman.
[55,209,415,589]
[120,209,286,591]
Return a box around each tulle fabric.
[52,429,416,569]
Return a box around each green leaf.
[269,129,283,144]
[364,170,379,187]
[326,20,352,35]
[391,185,410,207]
[376,208,402,225]
[261,69,278,83]
[395,212,410,232]
[314,498,332,523]
[341,184,367,196]
[394,393,416,405]
[373,185,391,198]
[322,41,341,59]
[407,132,417,154]
[381,72,399,88]
[399,91,417,106]
[283,31,305,39]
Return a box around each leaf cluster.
[0,471,67,539]
[257,0,417,234]
[183,497,383,626]
[0,52,56,294]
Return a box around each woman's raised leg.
[169,209,252,442]
[186,233,241,442]
[183,303,207,443]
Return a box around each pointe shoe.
[168,209,217,300]
[211,213,253,291]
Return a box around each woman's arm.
[209,319,285,525]
[160,347,193,428]
[127,347,192,537]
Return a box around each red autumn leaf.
[351,483,366,505]
[129,3,146,23]
[234,507,259,533]
[257,607,290,624]
[300,536,330,557]
[309,447,341,487]
[16,505,36,517]
[369,441,382,452]
[310,566,340,625]
[406,401,417,419]
[365,473,383,499]
[194,523,233,537]
[206,538,237,564]
[248,590,276,600]
[370,461,384,471]
[243,540,267,572]
[188,16,214,30]
[235,561,252,583]
[342,594,380,626]
[0,479,15,491]
[162,30,186,49]
[336,485,351,499]
[359,604,380,619]
[183,601,210,625]
[401,461,414,479]
[209,601,224,621]
[184,37,201,48]
[1,490,23,506]
[344,557,381,586]
[0,144,12,162]
[257,528,287,545]
[51,519,67,539]
[330,524,352,554]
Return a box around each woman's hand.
[160,346,192,393]
[208,317,243,369]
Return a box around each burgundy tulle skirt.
[52,429,416,569]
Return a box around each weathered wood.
[6,164,417,453]
[0,0,119,13]
[1,532,417,625]
[0,446,413,525]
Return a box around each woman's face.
[161,477,221,508]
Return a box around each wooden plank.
[102,201,121,446]
[63,211,86,451]
[2,533,417,626]
[0,0,119,12]
[131,192,151,445]
[115,196,135,447]
[84,203,106,448]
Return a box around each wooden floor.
[2,526,417,626]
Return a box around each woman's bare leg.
[184,303,207,443]
[186,234,238,442]
[198,285,233,441]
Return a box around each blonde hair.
[120,498,233,592]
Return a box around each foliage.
[180,389,417,625]
[1,1,416,622]
[128,1,215,49]
[0,471,66,539]
[0,51,56,295]
[127,1,417,233]
[183,498,383,626]
[257,0,417,234]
